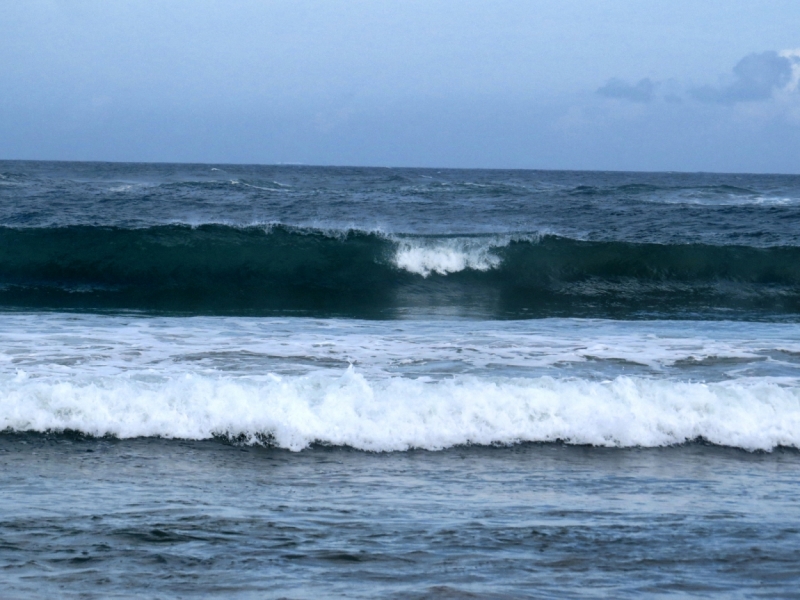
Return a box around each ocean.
[1,161,800,597]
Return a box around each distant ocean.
[2,161,800,598]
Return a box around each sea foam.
[391,237,508,276]
[3,368,799,452]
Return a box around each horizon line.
[0,157,797,177]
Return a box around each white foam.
[1,314,799,452]
[2,369,799,452]
[647,193,799,206]
[239,182,287,192]
[107,182,156,193]
[1,314,797,381]
[392,237,507,276]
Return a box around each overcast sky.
[1,1,799,172]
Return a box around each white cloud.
[778,49,800,92]
[692,51,793,104]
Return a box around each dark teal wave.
[0,224,798,319]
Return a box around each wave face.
[4,368,800,452]
[0,224,799,318]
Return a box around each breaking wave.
[391,236,508,276]
[2,368,799,452]
[0,224,799,318]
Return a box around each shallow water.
[2,436,799,599]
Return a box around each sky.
[1,0,799,172]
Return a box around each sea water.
[1,161,800,597]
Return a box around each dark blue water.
[3,162,799,246]
[1,161,800,597]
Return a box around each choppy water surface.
[1,161,800,597]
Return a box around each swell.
[0,224,799,319]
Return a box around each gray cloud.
[692,51,793,104]
[596,78,656,103]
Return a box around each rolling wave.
[0,224,798,318]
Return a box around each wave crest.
[392,237,505,276]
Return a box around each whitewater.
[2,313,799,451]
[6,368,800,451]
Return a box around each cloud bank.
[599,49,800,108]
